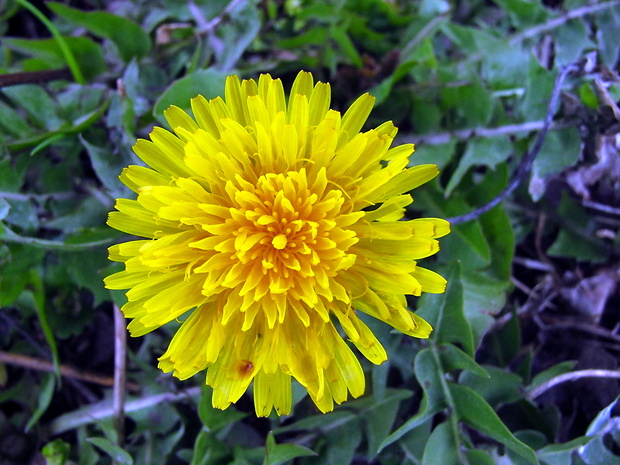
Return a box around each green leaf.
[28,270,60,375]
[459,366,523,408]
[359,389,413,457]
[325,414,362,465]
[0,198,10,220]
[587,397,620,436]
[440,72,493,128]
[189,429,230,465]
[466,449,498,465]
[47,2,151,62]
[26,373,56,431]
[0,100,34,138]
[378,349,446,452]
[495,0,550,26]
[79,135,126,192]
[547,193,608,262]
[450,383,538,464]
[198,386,247,432]
[445,136,513,196]
[552,20,594,67]
[414,187,491,269]
[438,343,489,379]
[462,271,509,347]
[410,141,456,171]
[154,69,229,125]
[273,410,357,434]
[3,37,106,80]
[331,27,363,68]
[213,0,261,71]
[579,436,620,465]
[86,438,133,465]
[264,432,316,465]
[41,438,71,465]
[417,262,474,355]
[528,361,577,392]
[532,127,581,180]
[422,422,461,465]
[2,85,64,131]
[536,437,590,465]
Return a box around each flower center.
[221,168,360,299]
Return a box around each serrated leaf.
[48,2,151,62]
[417,262,474,355]
[264,432,316,465]
[422,422,461,465]
[154,69,229,125]
[87,438,133,465]
[450,383,538,464]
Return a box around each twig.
[401,119,577,146]
[446,63,579,224]
[510,0,620,44]
[113,305,127,448]
[512,256,555,272]
[1,225,117,251]
[583,200,620,217]
[0,69,73,87]
[529,369,620,399]
[48,386,202,435]
[0,191,75,201]
[0,350,138,391]
[194,0,246,34]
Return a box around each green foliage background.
[1,0,620,464]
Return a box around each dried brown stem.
[0,350,138,391]
[0,68,73,87]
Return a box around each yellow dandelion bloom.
[104,71,449,416]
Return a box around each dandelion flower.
[104,71,449,416]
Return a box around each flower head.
[104,71,449,416]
